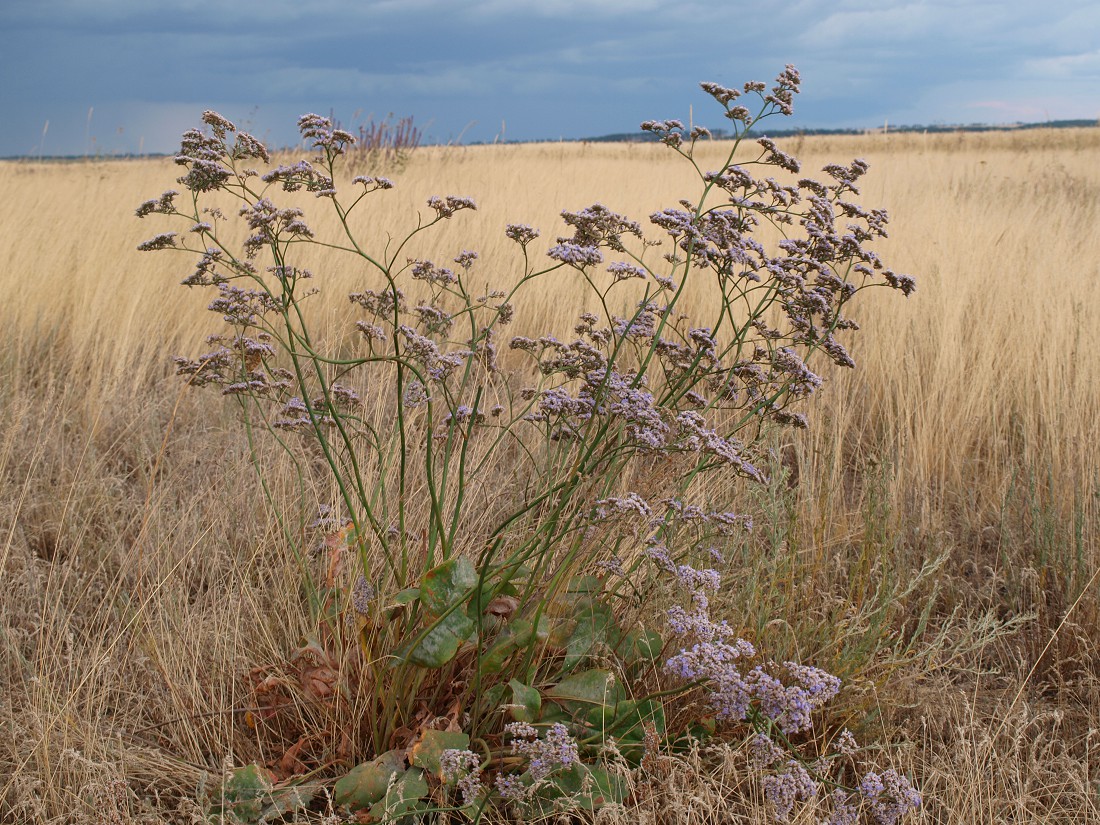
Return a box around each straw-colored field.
[2,127,1099,822]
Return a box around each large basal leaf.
[530,763,626,813]
[562,598,620,672]
[546,669,624,709]
[409,729,471,776]
[333,750,407,809]
[621,626,664,663]
[477,615,548,676]
[394,608,476,668]
[211,763,273,823]
[394,557,480,668]
[419,556,478,615]
[210,764,315,824]
[508,679,542,723]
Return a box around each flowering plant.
[140,66,919,823]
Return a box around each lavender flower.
[761,760,817,822]
[439,749,483,806]
[136,232,178,251]
[748,733,785,769]
[298,113,354,153]
[548,242,603,267]
[699,81,741,105]
[409,258,457,285]
[607,261,647,281]
[261,160,333,193]
[494,773,526,802]
[593,492,652,520]
[505,722,579,784]
[351,575,375,616]
[427,195,477,218]
[135,190,178,218]
[859,770,921,825]
[505,223,540,245]
[454,249,478,269]
[824,790,861,825]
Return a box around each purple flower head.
[558,203,642,251]
[748,733,785,769]
[504,722,579,785]
[607,261,647,281]
[439,749,483,806]
[761,761,818,822]
[351,575,375,616]
[699,82,741,105]
[859,770,921,825]
[454,249,478,269]
[297,113,354,153]
[136,232,178,252]
[135,190,179,218]
[428,195,477,218]
[548,242,603,267]
[505,223,540,245]
[409,258,458,285]
[593,492,652,521]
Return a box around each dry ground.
[1,127,1099,822]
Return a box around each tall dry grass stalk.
[1,126,1098,821]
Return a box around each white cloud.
[1022,49,1100,80]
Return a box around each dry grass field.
[2,126,1099,822]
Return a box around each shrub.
[138,65,920,823]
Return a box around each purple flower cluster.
[207,283,283,325]
[439,748,483,806]
[238,198,314,257]
[349,287,406,318]
[398,325,466,381]
[662,561,839,735]
[505,223,540,246]
[261,159,334,195]
[593,492,652,520]
[548,242,603,267]
[761,760,817,821]
[558,203,642,252]
[297,113,355,154]
[427,195,477,219]
[135,189,178,218]
[351,575,375,616]
[500,722,580,795]
[859,770,922,825]
[409,258,457,285]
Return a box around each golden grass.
[2,127,1099,822]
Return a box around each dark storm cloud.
[1,0,1097,156]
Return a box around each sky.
[1,0,1098,157]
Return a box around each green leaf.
[409,729,471,776]
[508,679,542,723]
[546,669,623,710]
[366,767,429,823]
[624,627,664,663]
[392,557,481,668]
[477,615,548,676]
[383,587,420,620]
[394,608,475,668]
[562,599,620,672]
[419,557,478,615]
[530,763,626,812]
[333,750,407,809]
[209,764,315,824]
[601,699,666,759]
[259,785,317,823]
[566,575,604,596]
[211,763,273,823]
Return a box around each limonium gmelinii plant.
[138,66,920,823]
